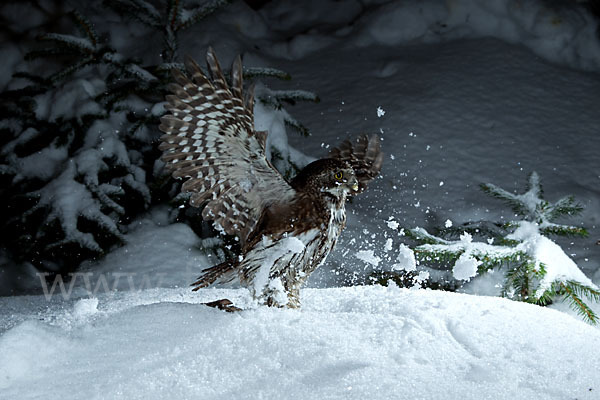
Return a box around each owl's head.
[290,158,358,199]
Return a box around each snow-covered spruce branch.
[557,281,600,323]
[176,0,232,31]
[103,0,163,28]
[243,67,292,81]
[480,171,586,234]
[38,33,96,53]
[283,114,310,137]
[70,10,100,45]
[260,90,320,106]
[256,89,319,137]
[158,64,293,83]
[402,173,598,324]
[104,0,231,62]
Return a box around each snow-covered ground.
[2,1,600,398]
[1,286,599,400]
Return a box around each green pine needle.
[540,225,588,238]
[558,281,599,324]
[283,116,310,137]
[480,183,529,217]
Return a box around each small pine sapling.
[403,172,599,324]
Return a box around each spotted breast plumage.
[159,48,382,309]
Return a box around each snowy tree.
[0,2,233,273]
[401,172,599,324]
[0,1,317,276]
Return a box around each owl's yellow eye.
[334,171,343,180]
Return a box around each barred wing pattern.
[329,134,383,193]
[158,48,295,246]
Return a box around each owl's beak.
[349,178,359,192]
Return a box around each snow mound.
[353,0,600,71]
[1,286,599,400]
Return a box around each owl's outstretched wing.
[159,48,295,246]
[329,134,383,193]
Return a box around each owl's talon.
[203,298,242,312]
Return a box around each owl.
[159,48,382,310]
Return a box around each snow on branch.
[481,171,587,236]
[177,0,232,31]
[402,172,598,324]
[243,67,292,81]
[70,10,99,45]
[103,0,162,28]
[38,33,95,53]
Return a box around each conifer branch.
[480,183,529,217]
[38,33,96,54]
[405,172,598,324]
[540,225,588,238]
[25,47,82,60]
[526,171,543,199]
[413,248,460,266]
[47,56,96,83]
[167,0,182,31]
[405,227,450,245]
[546,195,583,220]
[103,0,162,28]
[243,67,292,81]
[269,89,320,105]
[284,115,310,137]
[177,0,232,31]
[559,281,599,324]
[70,10,99,46]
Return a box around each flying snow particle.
[452,252,481,281]
[355,250,381,266]
[386,220,399,230]
[393,244,416,272]
[267,278,288,306]
[445,219,453,228]
[73,298,99,319]
[376,106,385,117]
[460,232,473,243]
[384,238,393,252]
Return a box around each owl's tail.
[191,260,238,291]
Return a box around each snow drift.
[1,286,599,400]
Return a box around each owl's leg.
[260,288,299,308]
[282,272,305,309]
[203,298,242,312]
[286,288,301,308]
[261,278,289,308]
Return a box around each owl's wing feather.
[329,134,383,193]
[159,48,295,246]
